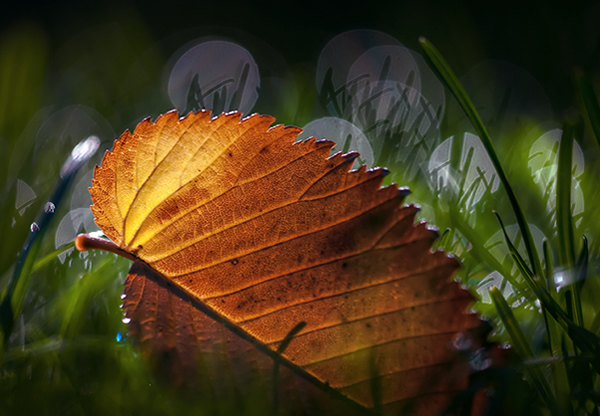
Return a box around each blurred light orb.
[350,82,441,176]
[317,30,403,117]
[16,179,37,216]
[347,45,421,107]
[528,128,585,226]
[168,41,260,115]
[429,133,500,209]
[298,117,374,169]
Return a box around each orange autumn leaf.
[76,110,481,415]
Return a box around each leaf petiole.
[75,234,137,262]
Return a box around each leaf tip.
[398,186,410,197]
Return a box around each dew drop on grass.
[60,135,101,178]
[44,202,56,213]
[30,222,40,232]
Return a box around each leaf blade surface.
[89,110,480,414]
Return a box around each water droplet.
[120,294,127,300]
[115,331,122,342]
[44,202,56,213]
[122,317,131,324]
[60,136,101,178]
[30,222,40,232]
[555,273,563,284]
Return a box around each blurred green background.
[2,1,600,414]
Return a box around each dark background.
[3,0,599,114]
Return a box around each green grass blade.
[590,311,600,336]
[556,122,585,329]
[31,242,75,273]
[491,213,600,369]
[0,218,47,347]
[58,258,114,338]
[447,212,531,299]
[573,236,588,328]
[419,37,544,280]
[556,123,576,270]
[543,240,572,415]
[543,240,554,291]
[0,236,43,347]
[493,211,536,289]
[0,136,99,349]
[490,287,560,414]
[575,69,600,149]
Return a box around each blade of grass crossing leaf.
[489,288,560,414]
[575,70,600,149]
[273,321,307,413]
[419,37,544,281]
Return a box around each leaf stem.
[75,234,137,262]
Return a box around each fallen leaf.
[76,110,481,415]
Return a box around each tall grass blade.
[574,236,588,323]
[557,122,585,330]
[556,123,576,269]
[492,214,600,373]
[493,211,536,289]
[490,287,560,414]
[31,242,75,273]
[543,240,573,415]
[0,136,99,348]
[418,37,544,281]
